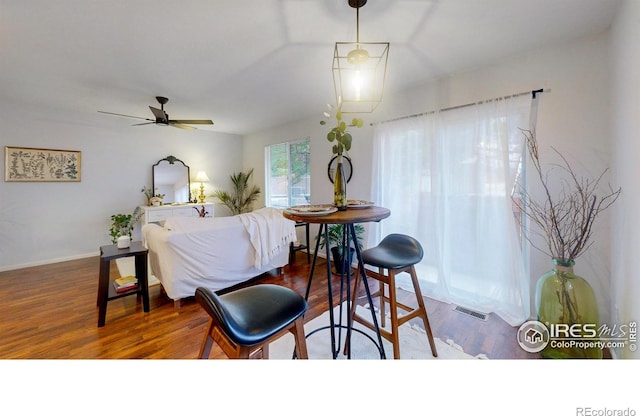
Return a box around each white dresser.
[140,203,214,225]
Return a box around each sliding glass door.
[371,94,533,325]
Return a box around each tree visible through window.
[265,139,310,208]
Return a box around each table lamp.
[195,171,210,203]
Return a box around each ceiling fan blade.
[169,122,197,130]
[98,111,153,121]
[101,98,208,131]
[149,106,167,122]
[172,119,214,125]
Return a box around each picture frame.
[4,146,82,182]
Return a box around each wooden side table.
[97,241,150,327]
[289,221,311,265]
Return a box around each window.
[265,139,311,208]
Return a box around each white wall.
[0,101,243,271]
[610,0,640,359]
[244,30,615,325]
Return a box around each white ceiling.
[0,0,621,135]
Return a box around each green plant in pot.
[109,206,143,244]
[318,223,364,274]
[212,168,261,215]
[321,101,363,210]
[513,130,620,359]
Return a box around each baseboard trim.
[0,251,99,273]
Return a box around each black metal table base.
[303,223,386,359]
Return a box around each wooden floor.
[0,251,538,359]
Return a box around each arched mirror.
[152,156,190,204]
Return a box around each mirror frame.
[152,155,191,204]
[327,155,353,184]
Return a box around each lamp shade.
[333,41,389,113]
[332,0,389,113]
[196,171,210,182]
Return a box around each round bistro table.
[283,206,390,359]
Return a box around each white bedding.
[239,207,297,268]
[142,207,295,301]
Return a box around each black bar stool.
[349,233,438,359]
[196,284,308,359]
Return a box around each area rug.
[270,304,488,360]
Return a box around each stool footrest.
[396,308,424,327]
[352,312,395,344]
[374,292,415,315]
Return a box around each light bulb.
[354,70,363,101]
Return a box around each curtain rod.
[371,88,549,126]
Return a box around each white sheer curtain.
[371,94,532,325]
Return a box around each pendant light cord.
[356,6,360,45]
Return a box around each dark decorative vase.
[334,154,347,211]
[535,258,602,359]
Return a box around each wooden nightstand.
[96,241,149,327]
[289,221,310,265]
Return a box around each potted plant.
[141,186,164,206]
[321,101,363,210]
[318,223,365,273]
[212,168,261,215]
[513,130,621,358]
[109,206,143,244]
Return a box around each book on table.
[113,275,138,293]
[114,281,137,293]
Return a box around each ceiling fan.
[98,96,214,130]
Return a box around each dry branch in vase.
[512,129,621,261]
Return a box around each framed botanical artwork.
[4,146,81,182]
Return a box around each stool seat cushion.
[362,233,424,269]
[195,284,307,346]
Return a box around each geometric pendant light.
[333,0,389,113]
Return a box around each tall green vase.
[334,154,347,211]
[535,258,602,359]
